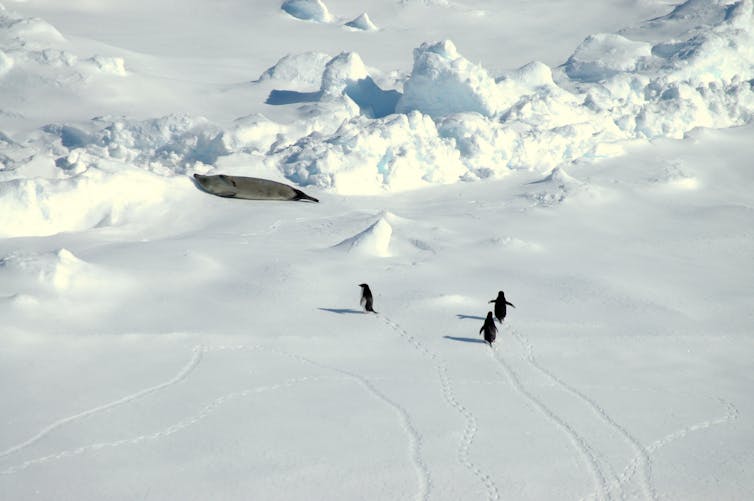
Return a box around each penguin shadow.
[456,314,486,321]
[443,336,488,344]
[319,307,367,315]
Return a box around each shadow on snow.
[318,307,365,315]
[443,336,487,344]
[456,314,486,321]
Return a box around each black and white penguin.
[489,290,515,323]
[479,311,497,346]
[358,283,377,313]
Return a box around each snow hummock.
[396,40,506,118]
[1,0,753,212]
[320,52,369,97]
[260,0,754,191]
[0,48,12,76]
[345,13,378,31]
[256,51,332,87]
[86,55,127,76]
[278,111,467,194]
[281,0,334,23]
[0,166,181,238]
[332,215,393,256]
[564,33,653,82]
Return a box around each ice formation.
[333,216,393,257]
[281,0,334,23]
[1,0,753,234]
[345,13,378,31]
[255,51,332,88]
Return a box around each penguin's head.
[358,283,369,288]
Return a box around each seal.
[193,173,319,202]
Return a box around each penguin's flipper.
[488,299,496,303]
[506,301,516,308]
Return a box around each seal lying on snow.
[193,174,319,202]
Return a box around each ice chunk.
[396,40,505,118]
[281,0,334,23]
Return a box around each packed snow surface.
[1,0,753,500]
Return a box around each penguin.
[489,290,515,323]
[479,311,497,346]
[358,283,377,313]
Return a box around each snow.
[1,0,753,499]
[345,13,378,32]
[281,0,334,24]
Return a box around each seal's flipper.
[293,188,319,203]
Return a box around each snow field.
[1,0,753,500]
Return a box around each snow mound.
[0,6,131,124]
[1,248,91,292]
[345,13,377,31]
[86,55,127,76]
[0,13,64,47]
[396,40,505,118]
[40,248,88,291]
[265,0,754,192]
[487,236,544,252]
[0,49,12,76]
[564,33,653,82]
[313,51,401,118]
[584,0,754,138]
[320,52,369,97]
[281,0,334,23]
[227,113,288,153]
[3,0,754,199]
[506,61,557,89]
[43,114,229,174]
[525,167,595,207]
[277,111,468,194]
[333,216,393,257]
[0,167,179,238]
[256,51,332,87]
[649,161,700,190]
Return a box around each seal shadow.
[444,336,487,344]
[456,314,486,321]
[319,307,365,315]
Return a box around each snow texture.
[345,13,378,32]
[281,0,334,23]
[1,1,753,499]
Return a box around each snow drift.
[281,0,334,23]
[1,0,753,234]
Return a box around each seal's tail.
[294,189,319,203]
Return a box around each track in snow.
[0,373,337,475]
[0,341,429,501]
[383,315,501,501]
[510,328,656,501]
[489,343,611,500]
[0,344,204,460]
